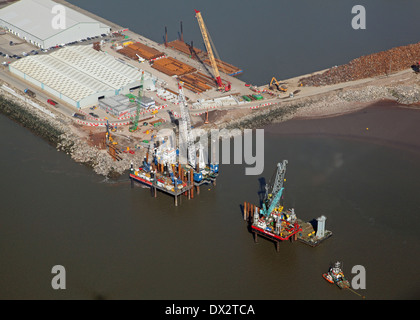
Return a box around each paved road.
[0,67,77,116]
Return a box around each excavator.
[412,61,420,74]
[269,77,288,92]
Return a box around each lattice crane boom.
[178,81,196,168]
[194,9,223,89]
[130,70,144,132]
[264,160,288,208]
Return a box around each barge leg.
[188,171,191,200]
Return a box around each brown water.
[68,0,420,85]
[2,0,420,300]
[1,103,419,299]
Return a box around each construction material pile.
[178,72,215,93]
[203,58,243,76]
[300,42,420,87]
[118,42,164,61]
[152,57,196,77]
[167,39,203,56]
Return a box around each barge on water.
[243,160,302,252]
[129,139,218,206]
[129,81,218,206]
[243,160,332,251]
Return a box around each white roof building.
[9,45,151,108]
[0,0,110,48]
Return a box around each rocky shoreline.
[0,85,135,178]
[1,67,419,179]
[215,76,420,130]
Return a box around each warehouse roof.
[0,0,108,40]
[10,45,143,103]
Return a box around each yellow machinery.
[269,77,287,92]
[195,9,231,92]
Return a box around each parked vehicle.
[47,99,58,107]
[72,113,86,120]
[24,88,36,98]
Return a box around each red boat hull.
[251,224,301,241]
[323,273,334,284]
[130,173,152,187]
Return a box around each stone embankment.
[2,40,420,178]
[0,85,136,178]
[300,42,420,86]
[215,82,420,130]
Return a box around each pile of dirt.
[300,42,420,86]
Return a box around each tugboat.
[323,261,350,289]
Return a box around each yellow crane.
[195,9,231,92]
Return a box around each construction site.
[127,82,219,206]
[243,160,332,252]
[2,0,420,205]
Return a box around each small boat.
[322,273,334,283]
[323,261,350,289]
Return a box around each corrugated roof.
[10,45,143,102]
[0,0,108,40]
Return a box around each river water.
[1,0,420,300]
[1,103,420,300]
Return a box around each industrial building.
[98,95,137,117]
[0,0,110,49]
[9,45,153,108]
[99,94,156,117]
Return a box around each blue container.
[194,172,203,182]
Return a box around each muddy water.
[2,0,420,300]
[1,103,419,299]
[68,0,420,85]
